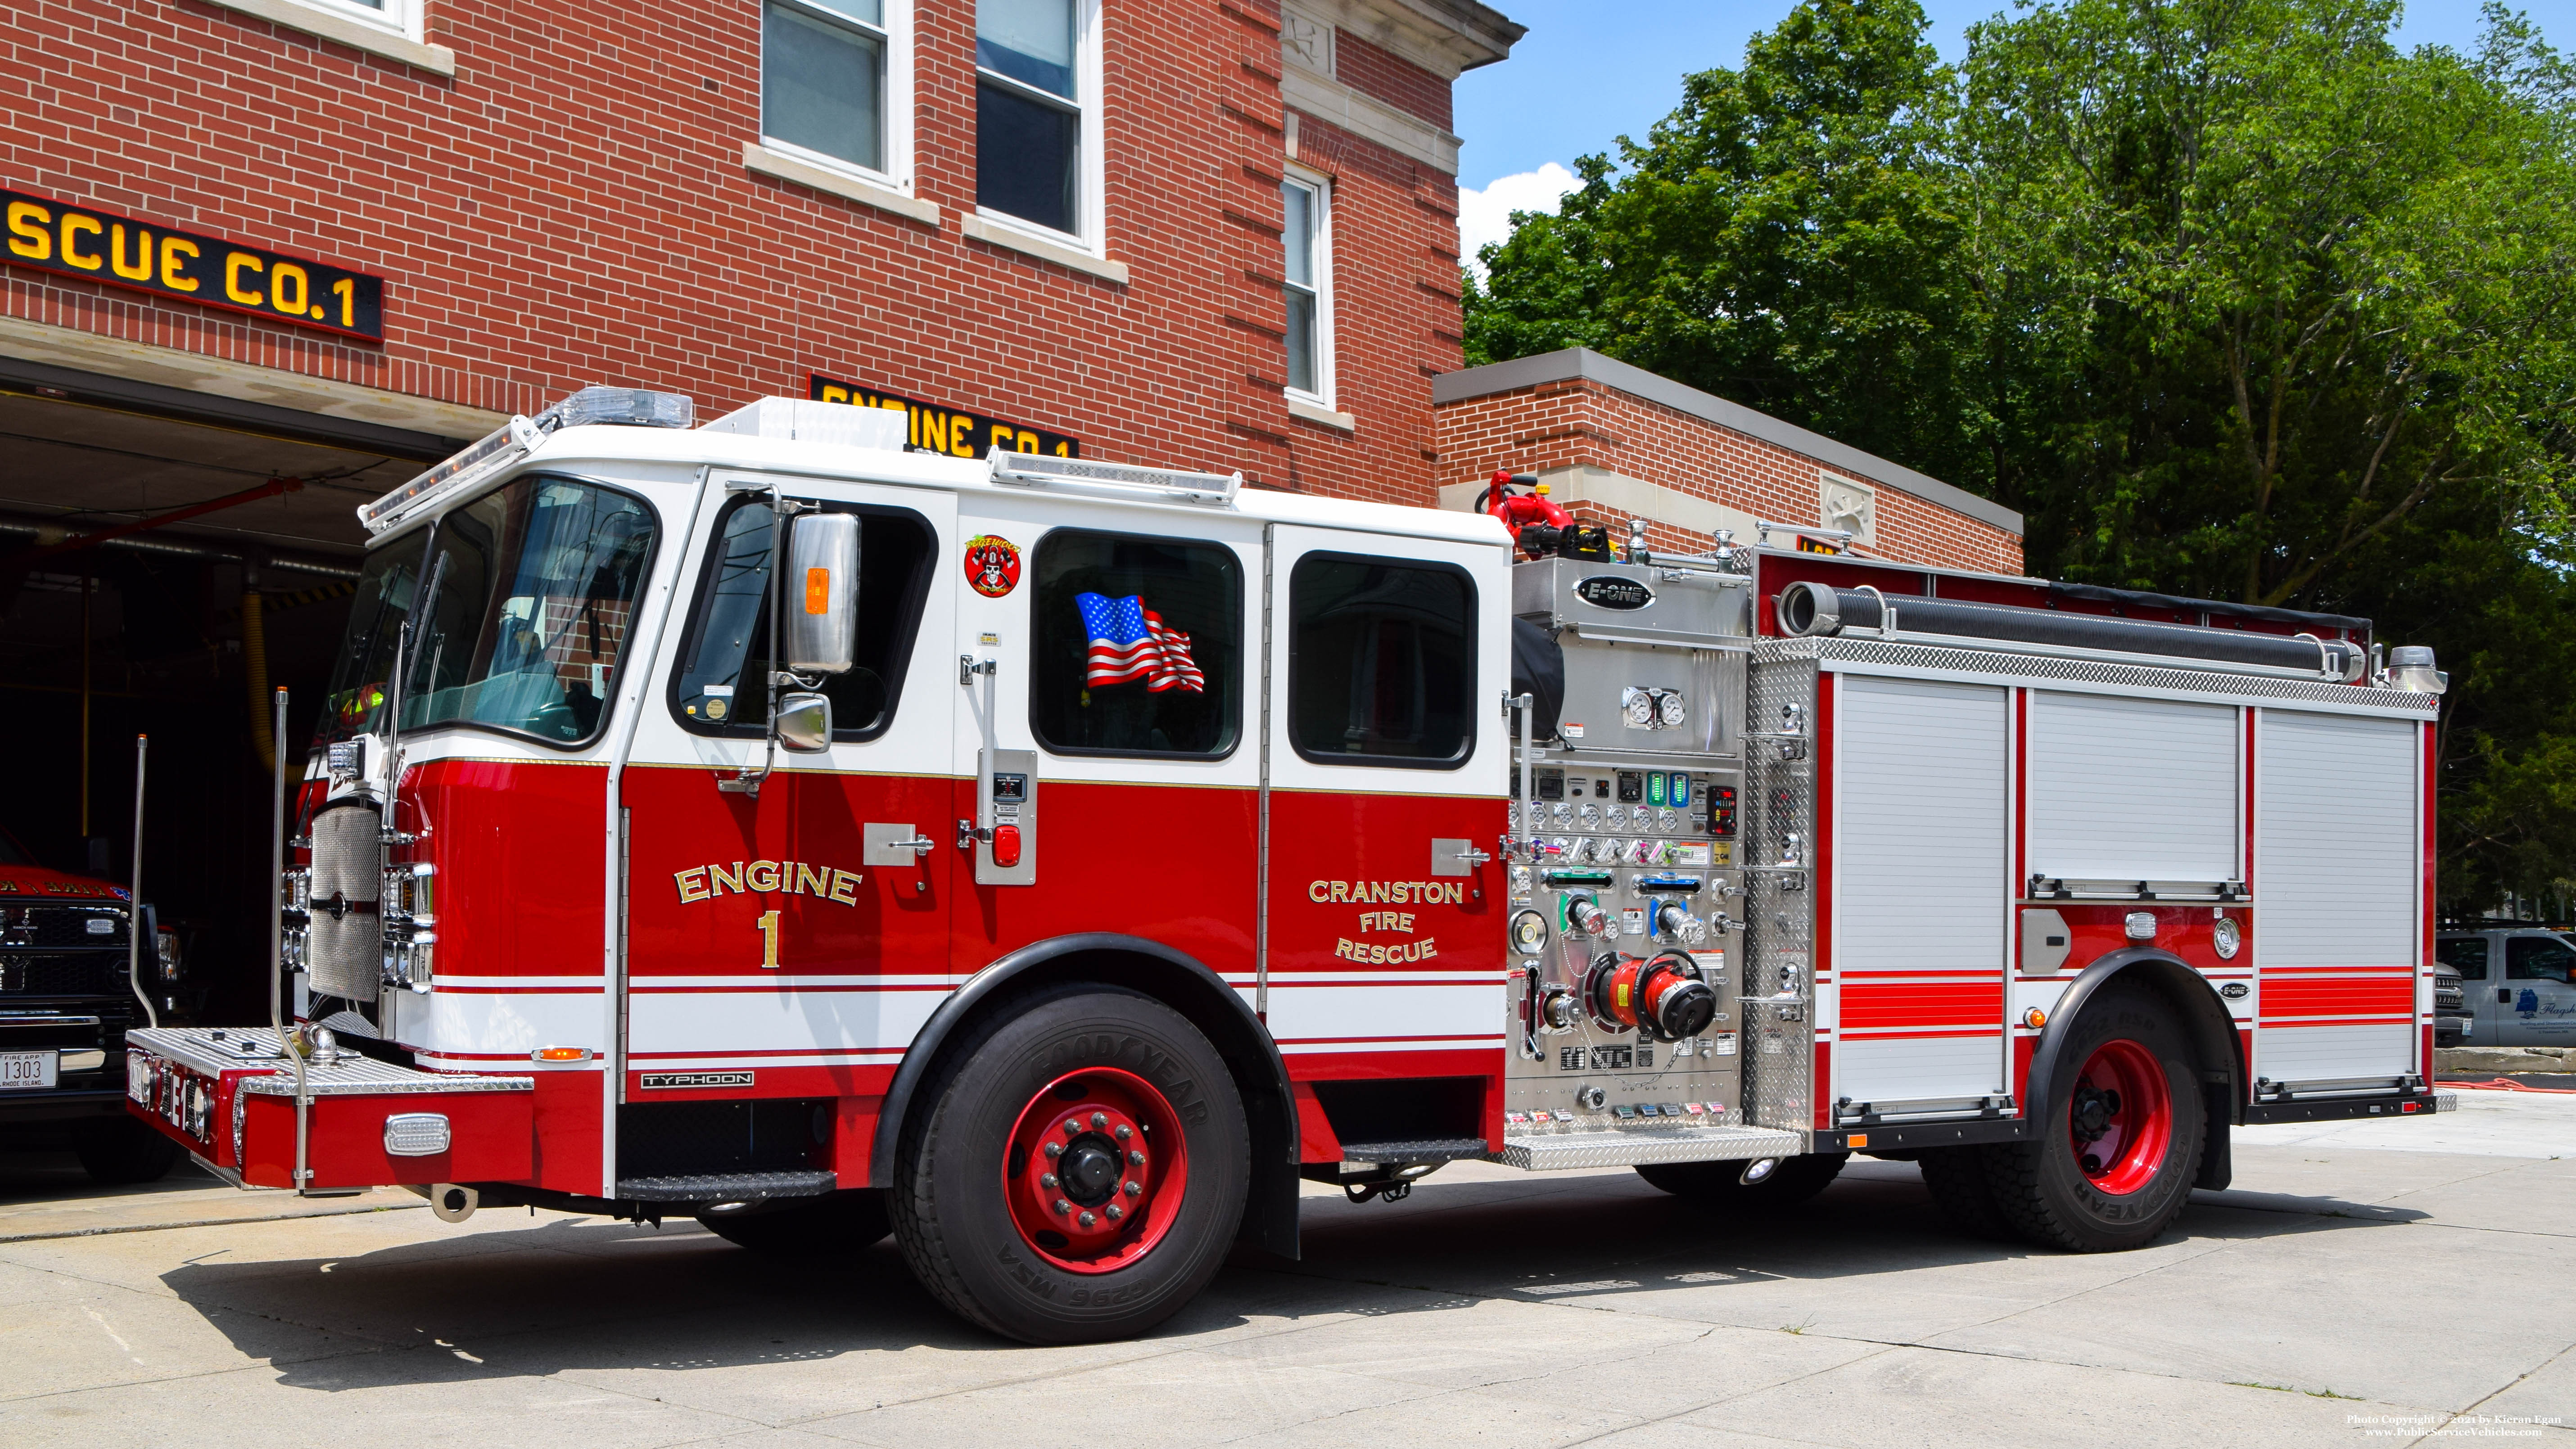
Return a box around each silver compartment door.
[2253,710,2421,1084]
[1831,673,2010,1108]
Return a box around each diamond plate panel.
[1757,636,2439,716]
[1492,1124,1803,1171]
[1743,654,1817,1135]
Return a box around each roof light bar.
[988,449,1242,507]
[358,387,696,535]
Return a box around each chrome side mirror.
[784,512,859,675]
[777,691,833,753]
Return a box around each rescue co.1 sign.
[809,372,1080,459]
[3,189,385,341]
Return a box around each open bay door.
[1829,672,2011,1114]
[2252,709,2424,1089]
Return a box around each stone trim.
[961,213,1131,285]
[189,0,457,77]
[1282,68,1461,175]
[741,143,941,226]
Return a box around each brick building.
[1433,348,2024,576]
[0,0,1518,1006]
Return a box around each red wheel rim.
[1003,1067,1189,1275]
[2067,1038,2172,1196]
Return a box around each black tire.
[1635,1151,1848,1206]
[698,1190,890,1254]
[1986,984,2206,1252]
[77,1116,184,1185]
[1917,1146,2014,1241]
[888,984,1248,1345]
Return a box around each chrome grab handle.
[1452,845,1492,867]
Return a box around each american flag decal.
[1076,592,1205,694]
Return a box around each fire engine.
[122,387,2456,1343]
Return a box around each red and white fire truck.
[123,387,2454,1342]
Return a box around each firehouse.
[122,388,2454,1343]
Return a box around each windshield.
[320,474,658,747]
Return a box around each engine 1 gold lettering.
[673,859,864,905]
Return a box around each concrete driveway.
[0,1091,2568,1449]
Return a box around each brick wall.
[1435,375,2023,575]
[0,0,1473,503]
[1331,28,1451,129]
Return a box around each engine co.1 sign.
[3,189,385,341]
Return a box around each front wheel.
[889,984,1248,1344]
[1986,984,2205,1251]
[79,1116,183,1185]
[1635,1151,1848,1207]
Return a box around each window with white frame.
[764,0,904,179]
[1281,172,1333,404]
[277,0,422,38]
[977,0,1095,240]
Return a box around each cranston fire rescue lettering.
[115,384,2458,1351]
[2,188,385,340]
[673,860,863,905]
[1306,879,1466,905]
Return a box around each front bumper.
[125,1026,534,1190]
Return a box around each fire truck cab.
[123,388,2454,1344]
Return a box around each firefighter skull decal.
[964,534,1021,598]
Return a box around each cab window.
[1030,530,1241,758]
[2436,937,2490,980]
[1288,553,1475,768]
[669,495,936,742]
[2506,936,2576,984]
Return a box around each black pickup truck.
[0,826,187,1183]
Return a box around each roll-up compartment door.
[2028,693,2238,884]
[2254,710,2420,1085]
[1833,674,2009,1107]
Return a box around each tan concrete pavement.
[0,1098,2568,1449]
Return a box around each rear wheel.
[1916,1147,2012,1241]
[889,984,1248,1344]
[1635,1151,1848,1207]
[77,1116,183,1185]
[1986,984,2205,1251]
[697,1190,889,1255]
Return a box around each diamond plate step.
[615,1171,837,1203]
[1335,1138,1490,1167]
[1494,1125,1805,1172]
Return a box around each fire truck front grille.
[1,904,131,949]
[306,802,383,1002]
[0,953,131,997]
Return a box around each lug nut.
[1078,1210,1096,1228]
[1127,1149,1145,1165]
[1090,1112,1107,1129]
[1105,1205,1123,1222]
[1115,1124,1131,1141]
[1063,1119,1081,1137]
[1123,1180,1141,1196]
[1044,1141,1063,1159]
[1053,1198,1071,1215]
[1040,1172,1059,1189]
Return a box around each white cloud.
[1457,162,1579,276]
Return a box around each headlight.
[155,928,182,984]
[2213,917,2241,960]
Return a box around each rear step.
[616,1170,837,1203]
[1496,1124,1804,1172]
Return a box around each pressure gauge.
[1552,800,1575,826]
[1505,802,1519,833]
[1632,803,1653,828]
[1510,910,1550,956]
[1656,691,1688,729]
[1657,808,1679,833]
[1624,688,1657,727]
[1579,802,1601,829]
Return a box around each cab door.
[619,474,959,1118]
[1260,524,1511,1085]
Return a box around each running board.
[1494,1125,1805,1171]
[1335,1138,1491,1170]
[615,1171,838,1203]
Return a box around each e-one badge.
[964,535,1021,597]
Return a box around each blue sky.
[1454,1,2576,257]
